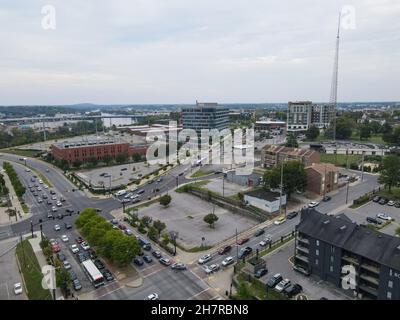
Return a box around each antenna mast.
[330,13,341,142]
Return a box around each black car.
[66,208,74,214]
[293,265,310,276]
[94,259,105,269]
[287,211,298,219]
[284,284,303,298]
[47,200,52,205]
[57,252,66,261]
[77,252,88,263]
[267,274,283,288]
[322,196,331,202]
[133,257,144,266]
[88,249,97,260]
[379,198,388,205]
[72,279,82,291]
[143,243,152,251]
[238,246,253,259]
[395,202,400,208]
[367,217,382,225]
[102,269,114,282]
[57,214,63,220]
[254,268,268,278]
[171,263,187,270]
[47,213,54,219]
[254,229,265,237]
[152,251,162,258]
[143,255,153,263]
[69,271,78,281]
[64,223,72,229]
[373,196,381,202]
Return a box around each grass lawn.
[235,274,287,300]
[16,240,52,300]
[21,202,29,214]
[1,149,43,158]
[175,180,210,193]
[190,169,213,178]
[378,187,400,201]
[320,153,361,167]
[350,133,385,145]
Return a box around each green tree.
[56,267,71,289]
[359,124,371,140]
[326,116,355,140]
[203,213,219,228]
[116,153,128,164]
[285,133,298,148]
[153,220,166,238]
[396,226,400,237]
[378,155,400,192]
[103,154,113,166]
[234,281,253,300]
[72,159,82,169]
[147,226,158,241]
[382,122,394,143]
[132,153,142,162]
[159,194,172,207]
[111,236,140,267]
[305,125,319,141]
[263,160,307,199]
[88,157,98,168]
[161,233,170,245]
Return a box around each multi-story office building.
[260,145,320,168]
[287,101,335,132]
[295,209,400,300]
[181,101,229,135]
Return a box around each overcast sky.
[0,0,399,105]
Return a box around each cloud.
[0,0,399,104]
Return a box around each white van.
[115,189,127,197]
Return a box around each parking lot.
[204,179,248,197]
[76,162,161,188]
[339,199,400,236]
[138,191,258,249]
[260,241,351,300]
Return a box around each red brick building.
[51,140,148,164]
[261,145,320,168]
[306,163,338,195]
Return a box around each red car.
[218,245,232,255]
[51,244,61,253]
[237,237,249,245]
[76,237,84,244]
[118,224,127,230]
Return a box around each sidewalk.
[0,168,30,226]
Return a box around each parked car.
[64,223,72,229]
[63,260,71,270]
[133,257,144,266]
[367,217,382,225]
[293,265,310,276]
[14,283,23,295]
[275,279,291,293]
[102,269,114,282]
[259,236,272,247]
[308,201,319,208]
[388,200,395,206]
[143,255,153,263]
[254,268,268,278]
[72,279,82,291]
[171,263,187,270]
[274,217,286,225]
[198,254,212,264]
[377,213,392,221]
[38,198,43,203]
[218,245,232,255]
[145,293,159,300]
[76,237,84,244]
[70,244,79,253]
[379,198,388,205]
[81,242,90,251]
[267,273,283,288]
[254,229,265,237]
[159,257,172,266]
[152,251,162,259]
[205,264,220,274]
[69,271,78,281]
[373,196,381,202]
[124,229,133,236]
[238,246,252,259]
[322,196,331,202]
[77,253,87,262]
[237,237,250,245]
[87,249,97,260]
[61,235,69,242]
[57,252,66,261]
[395,202,400,208]
[52,206,57,212]
[66,208,74,214]
[94,259,105,269]
[54,224,61,231]
[51,244,61,253]
[221,256,234,267]
[287,211,298,219]
[284,284,303,298]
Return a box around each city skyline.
[0,1,399,105]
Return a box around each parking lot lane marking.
[5,282,10,300]
[288,255,294,266]
[187,287,212,300]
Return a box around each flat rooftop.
[53,139,124,149]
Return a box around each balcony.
[360,263,380,275]
[295,253,309,264]
[298,237,310,245]
[359,274,379,287]
[297,245,309,255]
[342,255,359,265]
[358,284,378,298]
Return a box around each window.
[316,240,320,246]
[387,292,392,299]
[388,281,393,289]
[330,266,334,272]
[316,249,319,256]
[315,259,319,266]
[330,256,334,263]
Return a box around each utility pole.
[30,220,34,238]
[361,152,365,181]
[222,174,225,197]
[279,159,284,217]
[345,181,350,204]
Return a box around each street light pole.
[346,181,350,204]
[279,160,284,217]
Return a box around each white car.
[61,235,69,242]
[51,196,57,200]
[222,256,234,267]
[145,293,159,300]
[39,180,43,184]
[54,224,61,231]
[274,217,286,225]
[205,264,220,274]
[56,202,62,207]
[259,236,272,247]
[308,201,319,208]
[81,242,90,251]
[275,279,291,292]
[63,260,71,270]
[388,201,395,206]
[14,283,23,295]
[377,213,392,221]
[70,244,79,253]
[198,254,212,264]
[52,206,57,212]
[25,169,31,172]
[44,185,48,189]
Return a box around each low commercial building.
[225,170,261,187]
[255,120,286,131]
[51,139,148,164]
[261,145,320,168]
[244,189,287,213]
[305,163,339,195]
[295,209,400,300]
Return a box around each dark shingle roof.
[245,189,282,202]
[297,209,400,270]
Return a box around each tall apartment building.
[260,145,320,168]
[295,209,400,300]
[287,101,335,132]
[181,101,229,135]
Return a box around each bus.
[81,260,105,288]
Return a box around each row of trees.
[0,174,9,197]
[378,155,400,192]
[3,162,25,197]
[75,208,141,267]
